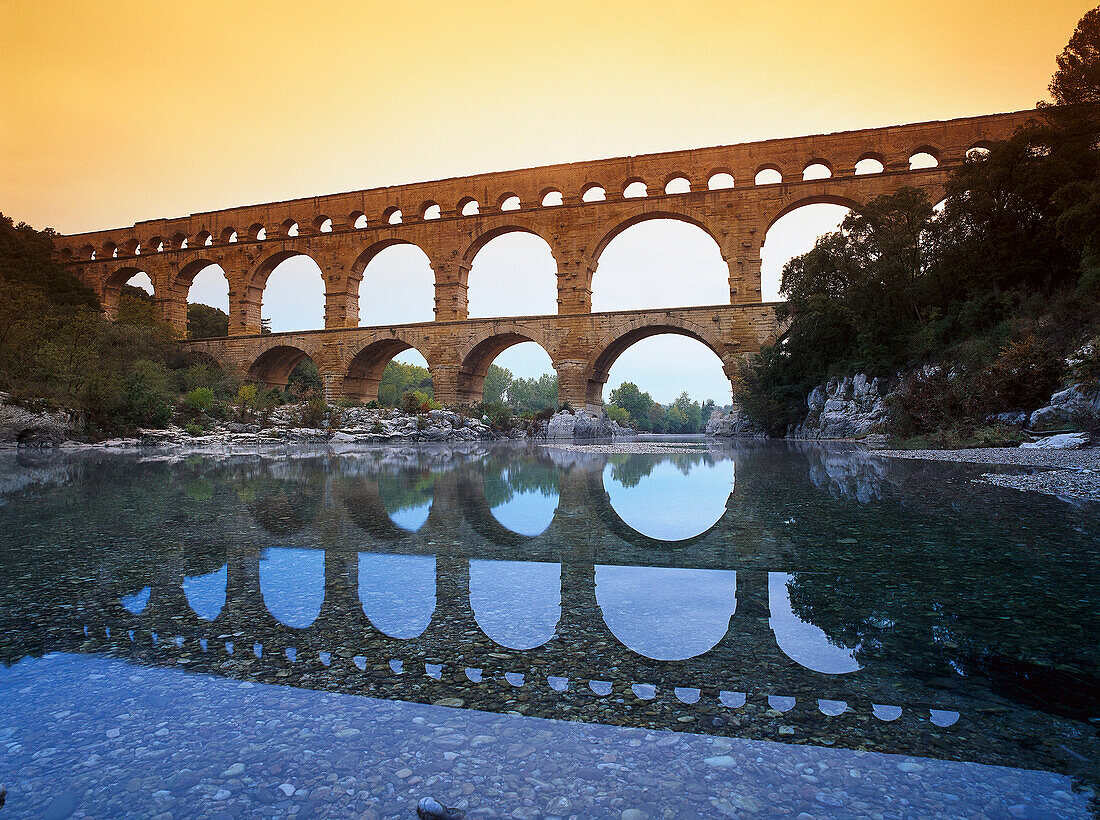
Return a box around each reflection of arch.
[249,478,322,535]
[769,572,861,674]
[470,560,561,650]
[183,564,227,621]
[340,477,427,540]
[588,208,725,268]
[460,474,537,547]
[260,547,325,629]
[585,321,729,407]
[601,457,732,541]
[587,464,731,548]
[596,566,737,660]
[359,553,436,638]
[343,336,430,401]
[248,344,316,388]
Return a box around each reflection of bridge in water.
[6,444,1090,784]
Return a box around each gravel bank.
[545,442,721,454]
[876,446,1100,501]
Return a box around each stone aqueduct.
[55,110,1035,406]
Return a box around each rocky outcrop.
[0,393,80,447]
[792,374,889,440]
[1027,382,1100,432]
[539,409,632,439]
[1020,432,1092,450]
[704,408,766,438]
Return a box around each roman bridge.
[53,109,1036,405]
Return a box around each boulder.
[705,408,766,438]
[1019,432,1091,450]
[1028,382,1100,432]
[544,409,631,439]
[0,393,78,446]
[792,374,889,439]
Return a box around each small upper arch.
[540,188,563,207]
[966,141,995,161]
[498,193,521,212]
[663,173,692,195]
[707,169,735,190]
[148,235,165,253]
[420,201,441,220]
[220,227,238,244]
[121,238,141,256]
[581,183,606,202]
[102,241,119,259]
[908,145,941,169]
[754,164,783,185]
[170,231,189,250]
[281,218,299,237]
[349,210,368,229]
[383,206,403,225]
[854,152,885,175]
[622,178,648,198]
[802,160,833,181]
[458,197,480,216]
[247,223,266,241]
[78,243,96,261]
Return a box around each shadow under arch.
[585,323,730,407]
[248,344,316,390]
[101,265,153,317]
[343,336,432,402]
[456,327,557,405]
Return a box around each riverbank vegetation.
[737,8,1100,440]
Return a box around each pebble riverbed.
[0,654,1091,819]
[876,447,1100,502]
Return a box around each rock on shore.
[0,393,79,446]
[539,409,632,439]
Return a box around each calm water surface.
[0,440,1096,818]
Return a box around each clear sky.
[2,1,1088,404]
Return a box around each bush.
[400,390,441,414]
[184,386,215,414]
[235,383,258,408]
[982,335,1064,412]
[299,393,329,428]
[185,421,205,437]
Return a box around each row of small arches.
[63,144,991,262]
[87,623,961,727]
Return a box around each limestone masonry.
[53,110,1035,407]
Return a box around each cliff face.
[791,375,890,440]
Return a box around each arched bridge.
[53,110,1036,406]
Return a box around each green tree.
[187,303,229,338]
[609,382,656,431]
[482,364,512,405]
[377,360,432,406]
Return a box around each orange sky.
[0,0,1090,235]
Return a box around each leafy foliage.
[187,303,229,339]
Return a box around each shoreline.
[874,446,1100,502]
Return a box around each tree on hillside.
[1049,6,1100,107]
[187,303,229,338]
[0,214,99,310]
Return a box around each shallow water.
[0,440,1096,818]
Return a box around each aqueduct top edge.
[54,108,1038,248]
